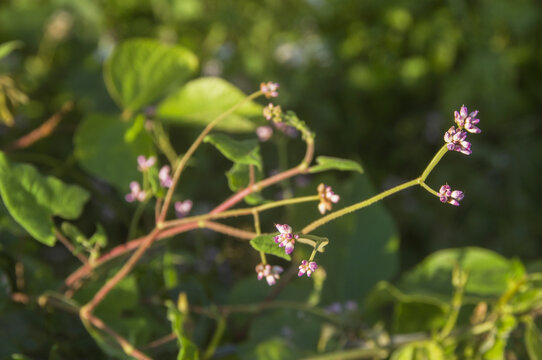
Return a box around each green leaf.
[0,152,90,246]
[250,234,291,261]
[390,341,445,360]
[74,114,154,190]
[225,162,265,205]
[166,300,200,360]
[104,38,198,113]
[204,133,262,169]
[366,281,447,333]
[398,247,522,303]
[0,40,23,61]
[525,317,542,360]
[157,77,263,132]
[309,156,364,174]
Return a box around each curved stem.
[420,144,448,182]
[203,221,256,240]
[84,228,160,313]
[162,195,319,229]
[302,178,419,234]
[157,91,262,224]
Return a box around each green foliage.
[309,156,364,174]
[525,317,542,360]
[398,247,522,303]
[204,133,262,169]
[74,114,154,190]
[0,40,23,61]
[166,300,200,360]
[104,38,198,114]
[390,341,445,360]
[0,152,90,246]
[157,77,263,132]
[250,234,291,261]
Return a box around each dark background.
[1,0,541,358]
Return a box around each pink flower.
[317,183,340,215]
[125,181,146,202]
[444,126,472,155]
[273,223,298,255]
[174,200,193,218]
[137,155,156,171]
[298,260,318,277]
[454,105,481,134]
[255,263,283,286]
[159,165,173,188]
[260,82,279,98]
[438,184,464,206]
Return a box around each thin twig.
[56,230,89,266]
[5,101,74,151]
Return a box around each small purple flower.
[317,183,340,215]
[260,82,279,98]
[125,181,146,202]
[438,184,464,206]
[273,223,298,255]
[137,155,156,172]
[444,126,472,155]
[255,263,283,286]
[454,105,481,134]
[298,260,318,277]
[159,165,173,188]
[256,126,273,142]
[263,103,282,123]
[174,200,193,218]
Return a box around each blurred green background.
[1,0,541,358]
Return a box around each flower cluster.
[125,181,146,202]
[137,155,156,171]
[255,263,283,286]
[317,183,340,215]
[274,223,298,255]
[126,156,193,212]
[159,165,173,188]
[260,82,279,98]
[298,260,318,277]
[454,106,481,134]
[439,184,464,206]
[263,103,282,123]
[444,105,481,156]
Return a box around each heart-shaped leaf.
[157,77,263,132]
[0,152,90,246]
[104,38,198,113]
[250,234,291,261]
[309,156,363,174]
[204,134,262,169]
